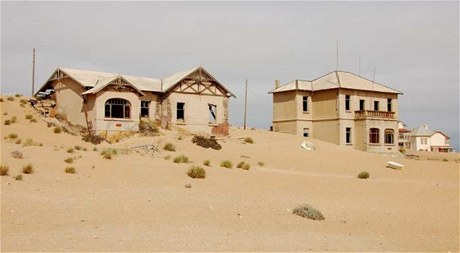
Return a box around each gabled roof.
[81,75,145,96]
[269,70,402,94]
[411,124,436,137]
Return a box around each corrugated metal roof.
[269,71,402,94]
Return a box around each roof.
[411,124,436,137]
[37,66,234,97]
[269,71,402,94]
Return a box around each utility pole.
[336,40,339,71]
[243,79,248,130]
[32,48,35,96]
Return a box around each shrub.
[192,135,222,150]
[139,119,159,135]
[82,134,105,145]
[20,98,27,104]
[22,164,33,174]
[66,148,74,153]
[74,145,82,150]
[15,139,22,144]
[23,138,34,147]
[292,204,325,221]
[357,171,370,179]
[7,96,14,101]
[11,116,17,123]
[258,162,265,167]
[11,151,23,159]
[25,114,33,120]
[187,166,206,179]
[399,147,406,154]
[163,143,176,152]
[203,160,211,166]
[443,158,448,162]
[30,118,37,123]
[4,120,11,125]
[173,155,189,164]
[220,160,233,169]
[54,126,62,134]
[65,167,76,174]
[244,137,254,144]
[0,165,9,176]
[64,157,74,164]
[15,94,21,97]
[164,155,171,160]
[15,174,23,181]
[237,161,251,170]
[0,97,3,102]
[8,133,18,139]
[101,148,117,159]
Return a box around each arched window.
[384,129,394,144]
[369,128,380,144]
[105,98,131,119]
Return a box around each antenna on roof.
[336,40,339,71]
[371,66,376,109]
[359,57,361,75]
[31,48,35,96]
[244,79,248,130]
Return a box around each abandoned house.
[35,67,235,133]
[269,71,403,153]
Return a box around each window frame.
[302,96,309,113]
[104,98,131,119]
[177,102,185,121]
[346,127,352,144]
[374,101,379,111]
[387,98,392,112]
[140,100,150,118]
[384,129,394,144]
[369,128,380,144]
[345,95,351,111]
[359,99,365,111]
[303,128,309,137]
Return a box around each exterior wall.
[360,119,398,153]
[313,120,339,144]
[412,136,430,151]
[431,132,448,147]
[273,91,297,122]
[338,119,355,148]
[311,89,338,120]
[139,92,160,120]
[338,89,398,119]
[272,121,298,135]
[93,90,141,132]
[52,78,87,126]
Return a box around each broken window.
[105,98,130,119]
[346,127,352,144]
[177,102,185,121]
[359,99,365,111]
[302,96,309,112]
[387,98,392,112]
[384,129,394,144]
[140,101,150,118]
[374,101,379,111]
[303,128,309,137]
[345,95,351,111]
[208,104,217,124]
[369,128,380,144]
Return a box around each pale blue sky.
[2,1,459,150]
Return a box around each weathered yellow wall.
[52,79,86,126]
[313,120,339,144]
[272,121,297,135]
[138,92,160,120]
[338,89,399,119]
[273,91,297,122]
[312,89,338,120]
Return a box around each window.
[384,129,394,144]
[387,98,392,112]
[369,128,380,144]
[105,98,130,119]
[374,101,379,111]
[359,100,365,111]
[140,101,150,118]
[208,104,217,124]
[303,128,309,137]
[302,96,309,112]
[177,102,185,121]
[346,127,352,144]
[345,95,351,111]
[421,138,428,144]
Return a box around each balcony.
[355,110,395,120]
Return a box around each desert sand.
[1,95,459,252]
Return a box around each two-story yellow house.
[269,71,403,153]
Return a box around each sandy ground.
[1,95,459,252]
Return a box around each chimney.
[275,80,280,89]
[295,80,299,90]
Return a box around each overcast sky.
[2,1,459,150]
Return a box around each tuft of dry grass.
[65,167,76,174]
[22,138,34,147]
[357,171,370,179]
[244,137,254,144]
[7,133,18,139]
[220,160,233,169]
[74,145,82,150]
[11,116,17,123]
[64,157,74,164]
[164,155,171,160]
[22,164,33,174]
[25,114,33,120]
[292,204,325,221]
[173,155,189,164]
[163,142,176,152]
[14,174,23,181]
[101,148,117,159]
[203,160,211,166]
[15,139,22,144]
[66,148,74,153]
[4,120,11,125]
[186,166,206,179]
[237,161,251,170]
[258,162,265,167]
[54,126,62,134]
[0,165,9,176]
[7,96,14,101]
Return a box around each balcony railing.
[355,110,395,120]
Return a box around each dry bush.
[7,133,18,139]
[22,164,33,174]
[66,148,74,153]
[139,119,159,136]
[0,165,9,176]
[244,137,254,144]
[15,94,21,97]
[4,120,11,125]
[357,171,370,179]
[101,148,117,159]
[11,116,17,123]
[220,160,233,169]
[187,166,206,179]
[23,138,34,147]
[54,126,62,134]
[292,204,325,220]
[64,157,74,164]
[203,160,211,166]
[74,145,82,150]
[163,143,176,152]
[11,151,23,159]
[30,118,37,123]
[258,162,265,167]
[15,174,23,181]
[0,97,3,102]
[15,139,22,144]
[25,114,33,120]
[173,155,189,164]
[7,96,14,101]
[164,155,171,160]
[82,134,104,145]
[106,131,133,144]
[65,167,76,174]
[192,135,222,150]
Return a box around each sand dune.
[1,95,459,252]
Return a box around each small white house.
[410,124,452,152]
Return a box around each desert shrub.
[178,136,183,140]
[237,161,251,170]
[82,134,104,145]
[25,114,33,120]
[4,120,11,125]
[20,98,27,104]
[187,166,206,179]
[192,135,222,150]
[15,174,23,181]
[74,145,82,150]
[173,155,189,164]
[101,148,117,159]
[64,157,74,164]
[65,167,76,174]
[0,165,9,176]
[7,96,14,101]
[23,138,34,147]
[11,116,17,123]
[164,155,171,160]
[11,151,23,159]
[22,164,33,174]
[30,118,37,123]
[15,139,22,144]
[66,148,74,153]
[54,126,62,134]
[292,204,325,220]
[139,119,159,135]
[8,133,18,139]
[83,147,87,151]
[244,137,254,144]
[203,160,211,166]
[443,158,448,162]
[15,94,21,97]
[258,162,265,167]
[220,160,233,169]
[399,147,406,154]
[357,171,370,179]
[0,97,3,102]
[163,143,176,152]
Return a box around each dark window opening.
[302,96,309,112]
[346,127,352,144]
[141,101,150,118]
[105,98,131,119]
[208,104,217,124]
[303,128,309,137]
[374,101,379,111]
[359,100,365,111]
[345,95,350,111]
[387,98,392,112]
[177,102,185,121]
[384,129,394,144]
[369,128,380,144]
